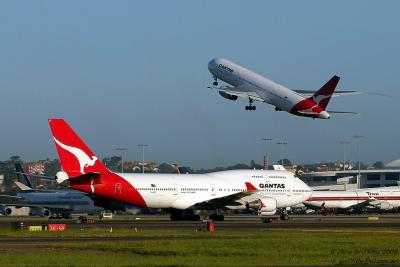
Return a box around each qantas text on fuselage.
[208,58,358,119]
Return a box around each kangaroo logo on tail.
[54,137,97,174]
[312,94,331,106]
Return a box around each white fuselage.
[305,187,400,210]
[118,170,312,210]
[208,58,305,112]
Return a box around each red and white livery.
[49,119,312,221]
[208,58,358,119]
[305,187,400,211]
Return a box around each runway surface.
[1,214,400,231]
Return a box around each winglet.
[245,182,257,191]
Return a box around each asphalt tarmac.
[1,214,400,231]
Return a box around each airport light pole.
[116,148,127,173]
[261,138,273,170]
[353,135,365,189]
[138,144,149,173]
[276,142,288,165]
[339,141,350,171]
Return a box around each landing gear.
[209,214,224,221]
[213,76,218,86]
[170,209,200,221]
[275,107,281,111]
[245,98,256,111]
[280,213,289,220]
[261,217,272,223]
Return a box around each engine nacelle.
[219,91,238,101]
[259,211,276,216]
[259,197,277,212]
[247,197,277,215]
[42,209,51,217]
[377,202,394,210]
[55,171,69,184]
[1,206,13,216]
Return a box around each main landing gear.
[209,213,224,221]
[213,77,218,86]
[170,209,200,221]
[245,98,256,111]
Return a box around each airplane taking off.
[48,119,312,221]
[304,186,400,213]
[207,58,358,119]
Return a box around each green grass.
[0,229,400,266]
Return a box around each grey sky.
[0,1,399,168]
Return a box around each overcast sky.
[0,1,399,168]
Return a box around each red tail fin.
[48,119,109,178]
[309,75,340,110]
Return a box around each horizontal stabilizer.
[15,171,55,181]
[14,181,33,191]
[327,111,358,115]
[295,90,360,97]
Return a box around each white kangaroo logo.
[312,94,331,106]
[54,137,98,174]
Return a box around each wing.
[208,85,264,102]
[191,190,259,210]
[173,182,262,210]
[294,90,360,97]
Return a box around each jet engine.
[219,91,238,101]
[41,209,51,217]
[246,197,277,216]
[1,206,13,216]
[55,171,69,184]
[376,202,394,210]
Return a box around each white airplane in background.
[304,187,400,213]
[48,119,312,221]
[207,58,358,119]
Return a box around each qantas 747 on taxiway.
[49,119,312,221]
[208,58,358,119]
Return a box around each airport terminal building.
[300,159,400,190]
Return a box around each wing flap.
[208,85,264,102]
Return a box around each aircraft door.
[114,183,122,196]
[173,184,179,195]
[210,184,216,196]
[286,184,291,196]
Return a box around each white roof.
[387,159,400,168]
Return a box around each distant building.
[301,169,400,190]
[25,161,46,175]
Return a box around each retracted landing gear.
[213,76,218,86]
[245,98,256,111]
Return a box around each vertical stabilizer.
[309,75,340,110]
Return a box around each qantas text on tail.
[208,58,358,119]
[49,119,312,221]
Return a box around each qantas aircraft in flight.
[208,58,358,119]
[48,119,312,221]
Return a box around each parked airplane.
[207,58,358,119]
[0,163,125,218]
[48,119,312,221]
[304,186,400,213]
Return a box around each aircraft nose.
[319,111,330,119]
[208,58,218,72]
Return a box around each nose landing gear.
[245,98,256,111]
[213,77,218,86]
